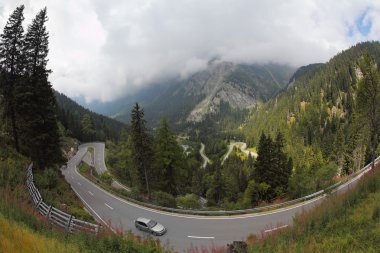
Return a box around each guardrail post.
[36,198,42,208]
[66,215,74,232]
[47,205,52,220]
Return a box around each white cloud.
[0,0,380,102]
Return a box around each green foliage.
[0,5,24,152]
[55,91,125,142]
[153,118,187,195]
[254,132,292,200]
[130,103,153,197]
[151,191,176,208]
[248,166,380,253]
[176,194,201,209]
[357,51,380,166]
[372,205,380,221]
[100,172,113,185]
[35,168,58,190]
[244,42,380,197]
[206,162,225,205]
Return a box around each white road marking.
[77,182,81,186]
[105,203,114,210]
[187,235,215,239]
[70,144,377,221]
[88,191,94,196]
[72,161,325,220]
[264,224,289,233]
[71,187,116,234]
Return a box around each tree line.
[244,42,380,197]
[0,5,61,168]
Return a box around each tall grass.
[0,213,79,253]
[247,168,380,253]
[0,146,172,253]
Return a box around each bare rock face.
[186,62,258,122]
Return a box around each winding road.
[200,143,211,168]
[222,142,258,164]
[62,142,375,252]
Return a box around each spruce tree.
[0,5,25,151]
[153,118,185,195]
[255,132,273,185]
[18,8,61,168]
[130,103,153,198]
[357,52,380,168]
[206,162,224,205]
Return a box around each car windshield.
[147,220,157,228]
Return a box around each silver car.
[134,217,167,236]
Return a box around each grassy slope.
[0,141,170,253]
[0,213,79,253]
[247,167,380,253]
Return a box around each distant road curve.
[200,143,211,168]
[63,142,377,252]
[222,142,258,164]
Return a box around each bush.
[100,172,113,185]
[35,168,58,190]
[373,206,380,221]
[152,191,176,208]
[176,194,201,209]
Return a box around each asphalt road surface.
[62,142,374,252]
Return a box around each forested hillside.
[55,91,126,142]
[244,41,380,197]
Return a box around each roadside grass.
[33,165,94,222]
[0,145,172,253]
[0,213,79,253]
[0,186,173,253]
[247,167,380,253]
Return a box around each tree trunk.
[10,100,19,152]
[144,168,150,200]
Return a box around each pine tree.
[130,103,153,198]
[153,118,186,195]
[206,162,224,205]
[0,5,25,151]
[18,8,61,168]
[357,52,380,168]
[274,131,292,191]
[255,132,273,185]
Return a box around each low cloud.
[1,0,380,102]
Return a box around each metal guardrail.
[76,144,379,216]
[86,154,379,216]
[26,163,100,234]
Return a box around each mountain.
[243,41,380,196]
[110,61,295,127]
[54,91,126,141]
[287,63,323,87]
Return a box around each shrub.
[372,206,380,221]
[176,194,201,209]
[152,191,176,208]
[35,168,58,190]
[100,172,113,185]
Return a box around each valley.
[1,2,380,253]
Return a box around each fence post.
[66,215,74,232]
[47,205,52,220]
[36,198,42,208]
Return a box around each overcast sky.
[0,0,380,103]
